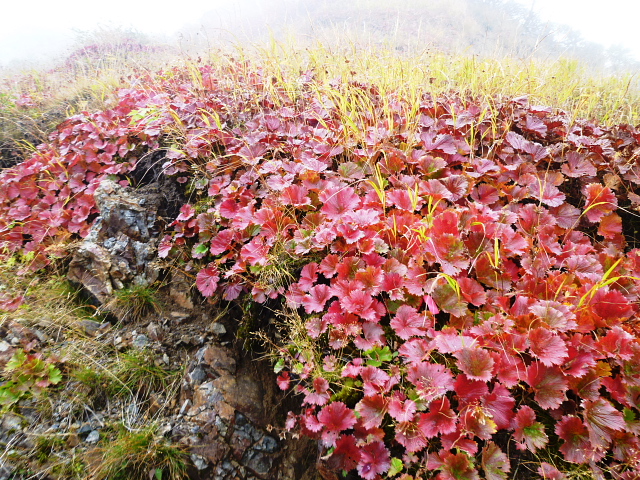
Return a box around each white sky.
[514,0,640,60]
[1,0,639,66]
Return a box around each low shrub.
[1,55,640,478]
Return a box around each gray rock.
[255,435,279,454]
[210,322,227,335]
[190,454,209,471]
[67,180,162,308]
[85,430,100,443]
[132,334,150,348]
[202,345,236,375]
[77,424,92,435]
[77,319,103,336]
[242,448,275,478]
[146,322,164,342]
[189,365,207,385]
[178,399,191,416]
[1,414,22,432]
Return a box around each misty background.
[1,0,639,73]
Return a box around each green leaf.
[388,457,403,477]
[365,346,393,366]
[155,468,163,480]
[623,407,636,423]
[193,244,209,255]
[273,358,285,374]
[5,350,26,372]
[48,365,63,385]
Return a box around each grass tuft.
[105,284,160,322]
[87,424,188,480]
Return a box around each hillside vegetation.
[1,41,640,480]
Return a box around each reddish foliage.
[3,62,640,479]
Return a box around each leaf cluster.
[2,59,640,479]
[0,348,62,409]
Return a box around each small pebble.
[190,454,209,471]
[132,334,150,348]
[210,322,226,335]
[85,430,100,443]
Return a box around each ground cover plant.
[1,48,640,479]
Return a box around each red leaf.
[471,183,500,205]
[407,362,455,403]
[320,185,361,220]
[388,393,417,423]
[592,289,635,320]
[431,281,469,317]
[561,151,596,178]
[354,266,384,296]
[583,398,626,448]
[481,442,510,480]
[360,366,391,396]
[564,254,603,282]
[240,238,269,266]
[432,331,476,354]
[460,405,497,439]
[209,229,235,255]
[537,463,567,480]
[395,420,428,453]
[277,372,291,390]
[390,305,429,340]
[327,435,361,471]
[523,114,547,137]
[427,450,480,480]
[597,326,635,359]
[458,277,486,306]
[505,131,548,161]
[176,203,195,221]
[319,254,341,278]
[317,402,357,433]
[482,383,515,430]
[512,405,549,452]
[455,347,495,382]
[355,395,387,429]
[441,175,469,200]
[305,377,331,406]
[582,183,617,223]
[550,203,581,229]
[298,263,319,290]
[196,264,220,297]
[526,363,567,409]
[340,290,376,320]
[157,235,173,258]
[528,328,568,366]
[555,415,594,463]
[281,184,311,206]
[455,374,489,404]
[420,131,457,154]
[356,441,391,480]
[302,285,332,314]
[0,294,25,312]
[398,338,431,364]
[418,397,457,438]
[529,300,577,332]
[387,189,414,211]
[598,213,622,239]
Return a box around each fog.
[1,0,639,70]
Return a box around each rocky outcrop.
[59,177,318,480]
[67,179,162,305]
[179,343,317,480]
